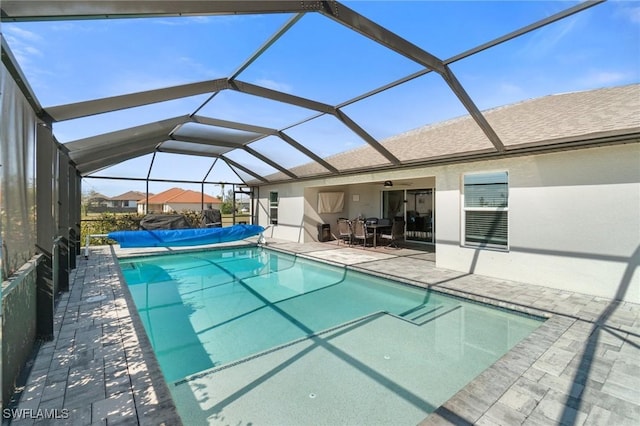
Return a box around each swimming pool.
[119,246,544,424]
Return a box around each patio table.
[366,223,392,248]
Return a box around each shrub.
[81,211,205,246]
[81,213,143,245]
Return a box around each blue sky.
[3,0,639,197]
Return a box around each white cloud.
[23,45,43,56]
[577,70,633,86]
[4,27,43,62]
[496,82,526,98]
[520,15,579,58]
[105,73,193,96]
[155,18,188,26]
[612,0,640,24]
[629,7,640,23]
[92,56,223,99]
[254,78,293,93]
[49,22,77,32]
[154,16,214,26]
[3,26,45,78]
[187,16,212,24]
[4,26,42,42]
[177,56,223,78]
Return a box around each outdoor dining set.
[336,217,405,249]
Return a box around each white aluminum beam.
[278,131,339,174]
[318,1,505,152]
[65,116,191,148]
[168,134,248,149]
[243,146,298,179]
[192,115,278,136]
[230,80,335,114]
[0,1,321,21]
[230,80,401,164]
[220,156,269,183]
[75,143,159,175]
[47,79,229,122]
[318,1,445,74]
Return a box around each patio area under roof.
[2,0,635,194]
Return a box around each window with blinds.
[463,172,508,248]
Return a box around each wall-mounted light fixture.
[383,180,393,188]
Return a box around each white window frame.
[269,191,278,225]
[461,171,509,250]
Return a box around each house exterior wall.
[137,201,221,214]
[138,203,163,214]
[257,142,639,303]
[164,202,219,213]
[435,143,639,303]
[304,185,350,242]
[257,181,397,242]
[257,182,306,242]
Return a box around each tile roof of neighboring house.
[139,187,221,205]
[110,190,149,201]
[262,84,640,182]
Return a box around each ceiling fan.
[378,180,412,188]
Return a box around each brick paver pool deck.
[7,239,639,425]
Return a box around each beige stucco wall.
[256,143,639,302]
[258,175,435,242]
[164,202,221,213]
[435,143,639,303]
[256,182,305,242]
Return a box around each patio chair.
[336,218,353,246]
[352,219,373,248]
[381,218,405,249]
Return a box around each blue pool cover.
[108,224,265,248]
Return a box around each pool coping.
[108,245,184,425]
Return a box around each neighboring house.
[108,191,149,211]
[137,187,222,214]
[256,84,640,303]
[87,192,109,207]
[85,192,109,213]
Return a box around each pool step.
[399,304,462,326]
[401,304,442,321]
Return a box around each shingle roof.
[110,190,148,201]
[87,193,109,201]
[139,187,221,205]
[264,84,640,182]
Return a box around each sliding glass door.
[381,188,435,244]
[382,190,404,220]
[406,189,434,243]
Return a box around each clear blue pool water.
[119,246,544,384]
